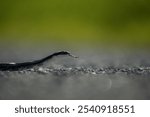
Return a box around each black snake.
[0,51,77,71]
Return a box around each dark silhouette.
[0,51,77,71]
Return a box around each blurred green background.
[0,0,150,49]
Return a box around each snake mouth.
[68,53,78,58]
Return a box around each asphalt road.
[0,51,150,100]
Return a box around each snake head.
[60,51,78,58]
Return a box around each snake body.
[0,51,77,71]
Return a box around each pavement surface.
[0,51,150,100]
